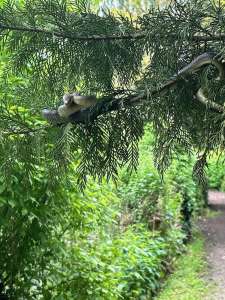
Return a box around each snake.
[163,52,224,88]
[157,52,225,113]
[42,52,225,124]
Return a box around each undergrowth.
[0,128,207,299]
[157,231,209,300]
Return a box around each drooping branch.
[0,111,51,136]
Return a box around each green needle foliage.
[1,0,225,186]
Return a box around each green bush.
[42,226,184,300]
[207,154,225,190]
[119,130,204,235]
[117,228,184,299]
[0,129,205,299]
[0,163,119,299]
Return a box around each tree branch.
[1,23,225,42]
[0,23,145,41]
[2,125,50,136]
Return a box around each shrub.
[0,129,204,299]
[207,154,225,190]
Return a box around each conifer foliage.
[1,0,225,185]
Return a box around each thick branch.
[1,23,225,42]
[0,23,145,41]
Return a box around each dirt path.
[199,190,225,300]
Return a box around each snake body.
[164,52,224,90]
[159,52,225,113]
[177,52,224,78]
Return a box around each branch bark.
[1,23,225,42]
[0,23,145,41]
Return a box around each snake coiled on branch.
[42,52,225,125]
[164,52,225,113]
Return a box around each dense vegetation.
[0,128,207,299]
[1,0,225,185]
[208,155,225,191]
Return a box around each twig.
[2,124,51,136]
